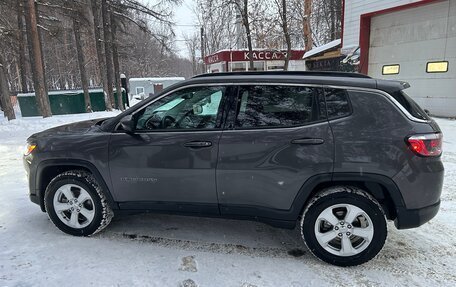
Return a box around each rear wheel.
[44,170,113,236]
[301,186,387,266]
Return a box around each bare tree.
[274,0,292,70]
[73,17,92,112]
[0,53,16,120]
[24,0,51,117]
[91,0,112,110]
[110,8,124,111]
[231,0,254,70]
[184,33,199,75]
[17,1,28,92]
[101,0,115,109]
[303,0,313,50]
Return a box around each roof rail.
[192,71,371,79]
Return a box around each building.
[303,39,355,72]
[342,0,455,117]
[204,49,306,73]
[129,77,185,98]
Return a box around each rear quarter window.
[391,90,429,120]
[325,88,351,119]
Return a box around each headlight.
[24,143,37,156]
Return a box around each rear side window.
[235,85,323,129]
[391,90,429,120]
[325,88,351,119]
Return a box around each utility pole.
[200,27,205,74]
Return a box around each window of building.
[234,85,322,129]
[426,61,449,73]
[382,64,400,75]
[230,62,246,72]
[251,61,265,71]
[135,87,145,95]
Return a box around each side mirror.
[120,115,135,133]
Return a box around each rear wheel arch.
[295,173,405,221]
[36,160,117,212]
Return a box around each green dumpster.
[17,89,127,117]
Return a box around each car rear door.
[109,85,232,214]
[216,84,334,217]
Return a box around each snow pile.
[0,112,455,286]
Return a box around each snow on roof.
[129,77,185,82]
[303,39,342,59]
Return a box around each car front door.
[109,85,231,214]
[217,84,334,217]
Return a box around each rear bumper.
[394,200,440,229]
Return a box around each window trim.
[426,61,449,73]
[112,82,429,133]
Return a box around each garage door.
[368,0,456,117]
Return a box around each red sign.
[204,50,305,64]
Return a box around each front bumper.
[394,200,440,229]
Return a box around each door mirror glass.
[120,115,135,133]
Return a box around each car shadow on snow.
[96,212,312,259]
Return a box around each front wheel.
[301,186,387,266]
[44,170,113,236]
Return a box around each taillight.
[406,133,442,157]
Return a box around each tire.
[300,186,387,266]
[44,170,114,236]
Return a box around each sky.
[142,0,198,58]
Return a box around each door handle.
[183,141,212,148]
[291,138,325,145]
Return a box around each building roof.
[303,39,342,59]
[129,77,185,82]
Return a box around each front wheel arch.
[36,160,118,212]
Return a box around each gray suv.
[24,72,444,266]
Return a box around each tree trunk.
[24,0,51,118]
[0,54,16,121]
[242,0,254,71]
[101,0,115,109]
[91,0,112,111]
[303,0,313,51]
[17,1,27,93]
[330,0,336,41]
[111,13,124,111]
[73,18,92,112]
[281,0,291,71]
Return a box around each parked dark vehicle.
[24,71,444,266]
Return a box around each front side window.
[234,85,322,129]
[134,86,225,131]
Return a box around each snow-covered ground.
[0,111,455,286]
